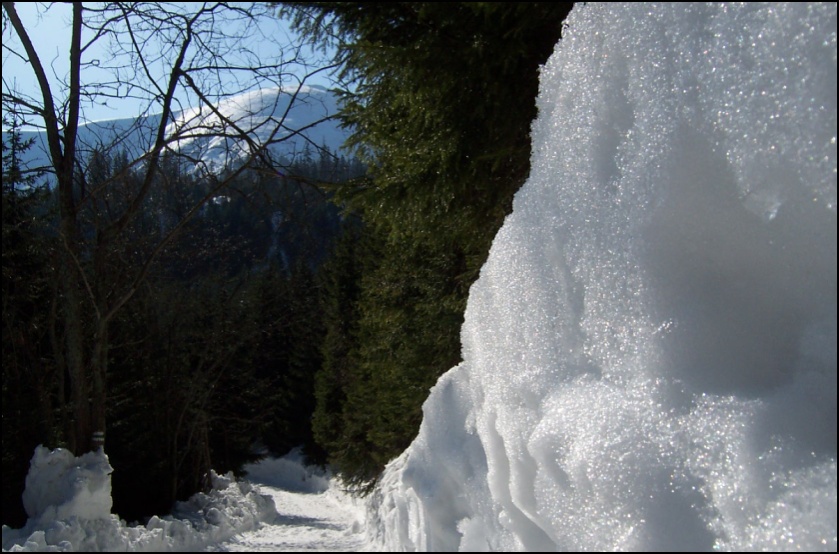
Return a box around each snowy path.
[206,478,369,552]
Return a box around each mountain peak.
[166,85,343,171]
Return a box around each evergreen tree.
[2,101,359,524]
[284,2,572,241]
[311,219,368,467]
[2,115,55,526]
[283,2,573,487]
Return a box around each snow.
[2,446,369,552]
[2,448,280,552]
[3,2,836,552]
[209,454,368,552]
[21,447,114,524]
[239,449,331,495]
[367,2,837,552]
[164,85,346,171]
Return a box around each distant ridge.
[3,86,347,180]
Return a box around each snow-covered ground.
[208,482,367,552]
[207,453,369,553]
[1,448,370,552]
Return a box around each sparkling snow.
[367,3,837,552]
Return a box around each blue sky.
[2,2,335,128]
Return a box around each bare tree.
[2,1,337,454]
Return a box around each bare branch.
[3,1,345,455]
[2,2,63,173]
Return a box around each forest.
[2,2,573,525]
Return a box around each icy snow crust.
[369,3,837,551]
[2,447,277,552]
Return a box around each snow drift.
[21,447,114,526]
[1,447,277,552]
[241,447,331,494]
[368,3,837,551]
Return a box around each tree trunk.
[60,234,90,454]
[90,318,109,451]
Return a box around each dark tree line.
[2,123,362,523]
[2,1,340,460]
[2,117,59,526]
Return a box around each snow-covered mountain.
[3,84,346,178]
[164,84,346,172]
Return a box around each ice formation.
[368,3,837,551]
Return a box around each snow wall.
[367,3,837,551]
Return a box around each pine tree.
[311,220,369,468]
[283,2,573,487]
[2,115,55,526]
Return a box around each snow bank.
[2,447,277,552]
[242,447,331,494]
[368,3,837,551]
[21,446,114,525]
